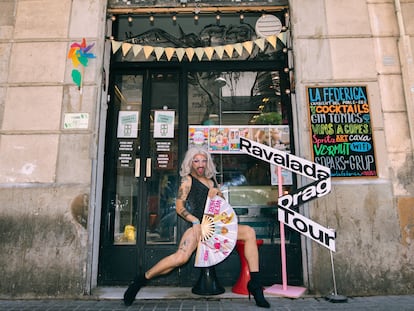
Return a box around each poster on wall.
[188,125,290,154]
[154,110,175,138]
[307,86,377,177]
[117,111,139,138]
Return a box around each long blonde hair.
[179,147,217,179]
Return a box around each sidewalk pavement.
[1,295,414,311]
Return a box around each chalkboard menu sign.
[307,86,377,177]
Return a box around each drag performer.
[123,147,270,308]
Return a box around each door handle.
[135,159,140,177]
[146,158,152,178]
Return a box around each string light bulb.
[216,12,221,21]
[149,14,154,23]
[110,15,116,21]
[239,12,244,22]
[172,13,177,22]
[127,15,133,23]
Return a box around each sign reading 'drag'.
[307,86,377,177]
[240,137,336,252]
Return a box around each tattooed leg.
[145,228,198,279]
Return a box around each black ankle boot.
[247,280,270,308]
[123,274,147,306]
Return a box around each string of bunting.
[110,32,286,61]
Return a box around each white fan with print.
[194,195,238,267]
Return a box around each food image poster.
[209,127,229,151]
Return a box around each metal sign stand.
[325,244,348,303]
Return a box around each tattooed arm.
[175,175,199,223]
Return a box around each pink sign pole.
[278,166,288,290]
[264,166,306,298]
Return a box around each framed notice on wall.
[307,86,377,177]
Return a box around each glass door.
[98,70,180,285]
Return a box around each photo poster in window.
[270,125,290,151]
[271,165,293,185]
[209,127,229,152]
[154,110,175,138]
[117,111,139,138]
[229,129,241,150]
[189,126,209,149]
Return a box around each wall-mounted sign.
[63,113,89,129]
[307,86,377,177]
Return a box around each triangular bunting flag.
[143,46,154,59]
[176,48,185,62]
[266,35,277,49]
[185,48,195,62]
[255,38,266,52]
[195,47,204,61]
[121,43,132,56]
[154,47,165,60]
[111,40,122,54]
[204,47,215,60]
[243,41,254,55]
[234,43,243,56]
[132,44,143,57]
[215,46,225,59]
[165,47,175,61]
[224,44,234,58]
[277,32,287,45]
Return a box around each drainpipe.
[394,0,414,153]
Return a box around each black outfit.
[186,175,211,222]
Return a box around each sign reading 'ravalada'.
[240,137,336,252]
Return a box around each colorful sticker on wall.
[68,38,96,92]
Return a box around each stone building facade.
[0,0,413,298]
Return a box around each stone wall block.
[2,86,62,131]
[330,38,377,79]
[367,3,399,37]
[69,0,104,38]
[62,85,97,115]
[373,37,401,74]
[383,112,411,153]
[401,2,414,35]
[9,42,67,84]
[0,185,89,297]
[296,39,332,81]
[0,87,5,123]
[310,182,413,295]
[325,0,371,36]
[57,134,92,184]
[0,0,15,40]
[378,74,406,112]
[0,43,11,84]
[14,0,71,39]
[0,135,59,183]
[290,0,327,37]
[397,196,414,246]
[389,152,414,196]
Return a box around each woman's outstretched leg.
[123,227,198,306]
